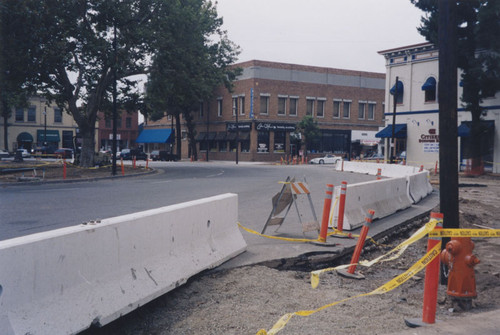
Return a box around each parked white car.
[309,154,342,165]
[16,149,31,158]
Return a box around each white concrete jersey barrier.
[330,177,413,230]
[0,193,246,335]
[337,160,419,177]
[408,170,433,203]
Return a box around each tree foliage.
[411,0,500,161]
[0,0,37,150]
[297,115,320,153]
[144,0,240,160]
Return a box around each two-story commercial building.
[377,42,499,173]
[0,96,79,152]
[141,60,386,162]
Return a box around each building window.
[367,102,376,120]
[54,108,62,123]
[126,117,132,128]
[390,80,404,104]
[116,118,122,128]
[333,100,341,118]
[257,131,269,153]
[232,97,237,116]
[342,101,351,119]
[217,99,223,117]
[274,131,286,153]
[422,77,437,102]
[358,101,366,119]
[260,95,269,115]
[306,98,315,116]
[289,97,298,116]
[28,106,36,122]
[105,119,111,128]
[277,96,287,116]
[317,99,325,118]
[239,96,245,115]
[15,108,24,122]
[181,130,188,140]
[199,102,204,118]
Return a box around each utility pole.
[234,98,239,165]
[391,76,399,164]
[112,22,118,176]
[438,0,459,283]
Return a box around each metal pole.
[391,76,398,164]
[234,98,239,164]
[43,106,47,146]
[112,23,118,176]
[438,0,459,284]
[206,103,209,162]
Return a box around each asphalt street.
[0,161,375,241]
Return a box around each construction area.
[74,172,500,335]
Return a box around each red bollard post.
[133,156,136,169]
[341,159,344,171]
[420,165,424,172]
[337,181,348,232]
[435,160,438,175]
[338,209,375,279]
[376,168,382,180]
[146,157,149,170]
[63,159,67,180]
[318,184,334,243]
[121,158,125,176]
[405,212,443,328]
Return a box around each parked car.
[364,153,384,161]
[0,149,10,159]
[120,148,148,160]
[16,149,31,158]
[150,150,179,161]
[309,154,342,165]
[31,146,56,157]
[54,148,74,159]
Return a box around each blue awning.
[17,132,34,143]
[136,128,173,143]
[375,124,407,138]
[458,120,495,137]
[421,77,436,91]
[390,81,404,96]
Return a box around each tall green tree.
[411,0,500,169]
[297,115,320,154]
[0,0,36,151]
[16,0,158,167]
[145,0,240,160]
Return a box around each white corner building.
[378,42,499,173]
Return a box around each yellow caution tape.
[429,228,500,238]
[237,222,322,243]
[311,218,440,289]
[257,242,441,335]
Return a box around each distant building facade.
[0,96,79,152]
[97,111,140,152]
[377,43,499,173]
[142,60,386,162]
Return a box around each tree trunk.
[175,112,182,158]
[2,113,9,152]
[79,128,96,167]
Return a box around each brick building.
[97,111,139,152]
[141,60,386,162]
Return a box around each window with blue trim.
[422,77,437,102]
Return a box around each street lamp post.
[43,106,47,146]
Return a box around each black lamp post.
[43,106,47,146]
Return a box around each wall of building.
[144,60,386,162]
[380,43,500,173]
[0,96,80,152]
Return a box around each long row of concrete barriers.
[0,193,246,335]
[330,161,434,230]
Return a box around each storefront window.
[274,131,286,153]
[219,140,227,152]
[257,131,269,153]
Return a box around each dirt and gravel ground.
[2,161,498,334]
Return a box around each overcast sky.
[215,0,427,73]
